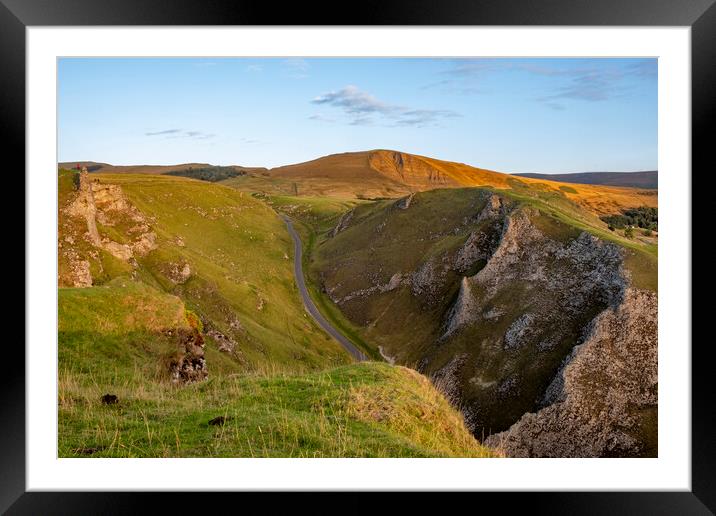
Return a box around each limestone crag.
[395,193,415,210]
[330,209,354,237]
[442,277,479,338]
[424,208,628,438]
[485,288,657,457]
[316,189,656,456]
[61,169,158,286]
[168,326,208,385]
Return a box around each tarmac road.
[281,215,368,362]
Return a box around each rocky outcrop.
[475,193,507,223]
[166,261,192,285]
[206,329,237,353]
[431,208,628,436]
[453,194,508,274]
[316,189,656,456]
[503,313,537,350]
[442,277,478,338]
[65,168,102,247]
[332,272,407,305]
[395,193,415,210]
[369,150,452,188]
[330,209,354,237]
[61,169,158,286]
[168,326,207,385]
[485,288,657,457]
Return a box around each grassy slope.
[58,281,491,458]
[246,193,382,359]
[310,187,656,299]
[58,162,268,175]
[87,173,350,372]
[491,182,658,291]
[59,172,491,457]
[264,150,658,217]
[307,187,657,434]
[224,176,657,367]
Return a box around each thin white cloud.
[145,129,215,140]
[145,129,181,136]
[311,85,460,127]
[432,59,657,108]
[284,58,310,79]
[308,114,336,123]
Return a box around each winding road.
[281,215,368,362]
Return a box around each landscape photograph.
[57,57,658,458]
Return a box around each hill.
[59,147,659,458]
[305,187,657,457]
[165,165,247,182]
[58,161,267,175]
[62,151,658,217]
[57,168,493,457]
[253,150,657,217]
[514,170,658,189]
[58,168,349,373]
[58,276,490,458]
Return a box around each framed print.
[8,0,713,513]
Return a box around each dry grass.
[267,149,656,217]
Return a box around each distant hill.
[60,151,658,217]
[513,171,657,189]
[265,150,657,216]
[58,161,267,176]
[165,165,247,182]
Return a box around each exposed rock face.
[315,189,656,456]
[331,272,407,305]
[65,169,102,248]
[428,208,628,437]
[60,249,93,288]
[453,194,508,274]
[60,170,158,286]
[169,327,207,385]
[503,313,537,350]
[330,209,354,237]
[442,277,478,338]
[395,193,415,210]
[89,180,158,260]
[410,260,441,298]
[368,150,452,188]
[206,329,237,353]
[476,193,506,223]
[485,288,657,457]
[166,261,192,285]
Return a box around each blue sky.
[58,57,657,174]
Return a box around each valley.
[57,149,658,458]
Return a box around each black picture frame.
[6,0,712,513]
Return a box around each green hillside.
[59,170,349,372]
[58,278,491,457]
[298,187,657,447]
[57,169,494,457]
[58,158,658,457]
